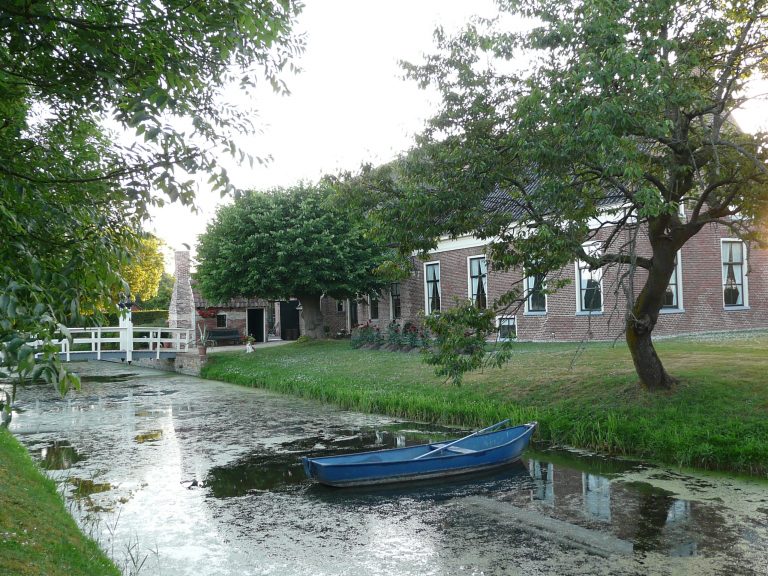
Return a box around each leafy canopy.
[196,184,390,303]
[0,0,303,402]
[120,236,166,304]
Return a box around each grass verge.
[202,333,768,477]
[0,428,120,576]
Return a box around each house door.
[247,308,265,343]
[348,299,358,330]
[280,300,300,340]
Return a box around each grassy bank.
[0,428,120,576]
[202,333,768,476]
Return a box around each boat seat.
[432,443,477,455]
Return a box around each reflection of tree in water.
[205,451,306,497]
[623,480,741,557]
[39,440,83,470]
[628,482,677,552]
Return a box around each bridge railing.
[58,327,193,362]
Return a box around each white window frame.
[661,250,684,313]
[721,239,749,309]
[496,316,517,341]
[467,256,488,309]
[424,261,442,314]
[575,242,604,314]
[524,270,547,315]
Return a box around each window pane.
[216,314,226,328]
[390,283,401,319]
[722,241,745,307]
[527,274,546,312]
[426,263,441,313]
[470,257,487,309]
[498,317,516,340]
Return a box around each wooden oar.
[413,419,511,460]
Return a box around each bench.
[430,443,477,455]
[207,328,242,346]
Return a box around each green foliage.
[196,183,390,303]
[351,322,384,348]
[354,0,768,389]
[102,309,167,326]
[0,0,302,395]
[139,272,175,310]
[120,236,166,303]
[422,301,510,386]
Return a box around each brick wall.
[388,224,768,342]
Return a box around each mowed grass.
[202,333,768,476]
[0,428,120,576]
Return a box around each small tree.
[196,184,390,338]
[361,0,768,390]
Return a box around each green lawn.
[0,428,120,576]
[202,333,768,476]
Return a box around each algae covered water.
[9,362,768,575]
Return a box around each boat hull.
[303,422,536,487]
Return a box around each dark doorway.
[247,308,265,343]
[349,299,358,328]
[280,300,300,340]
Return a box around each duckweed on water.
[202,337,768,476]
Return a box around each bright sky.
[147,1,768,267]
[148,0,498,263]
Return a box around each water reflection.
[507,453,746,560]
[8,362,768,576]
[39,440,83,470]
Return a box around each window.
[525,273,547,313]
[468,257,488,309]
[369,294,379,320]
[424,262,441,314]
[336,300,344,312]
[216,313,227,328]
[722,240,747,307]
[390,283,401,320]
[576,244,603,313]
[663,253,682,310]
[497,316,516,341]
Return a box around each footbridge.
[57,326,193,363]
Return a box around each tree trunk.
[297,294,325,339]
[626,319,677,390]
[625,239,679,391]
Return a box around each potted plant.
[197,324,212,357]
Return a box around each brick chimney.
[169,250,195,330]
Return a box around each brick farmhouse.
[173,207,767,343]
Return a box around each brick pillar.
[169,250,195,331]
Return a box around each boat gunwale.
[306,422,537,469]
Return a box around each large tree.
[361,0,768,390]
[0,0,302,407]
[196,184,390,338]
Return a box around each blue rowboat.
[302,420,537,487]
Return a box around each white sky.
[147,1,768,268]
[148,0,498,263]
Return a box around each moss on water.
[202,334,768,476]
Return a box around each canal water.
[7,362,768,575]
